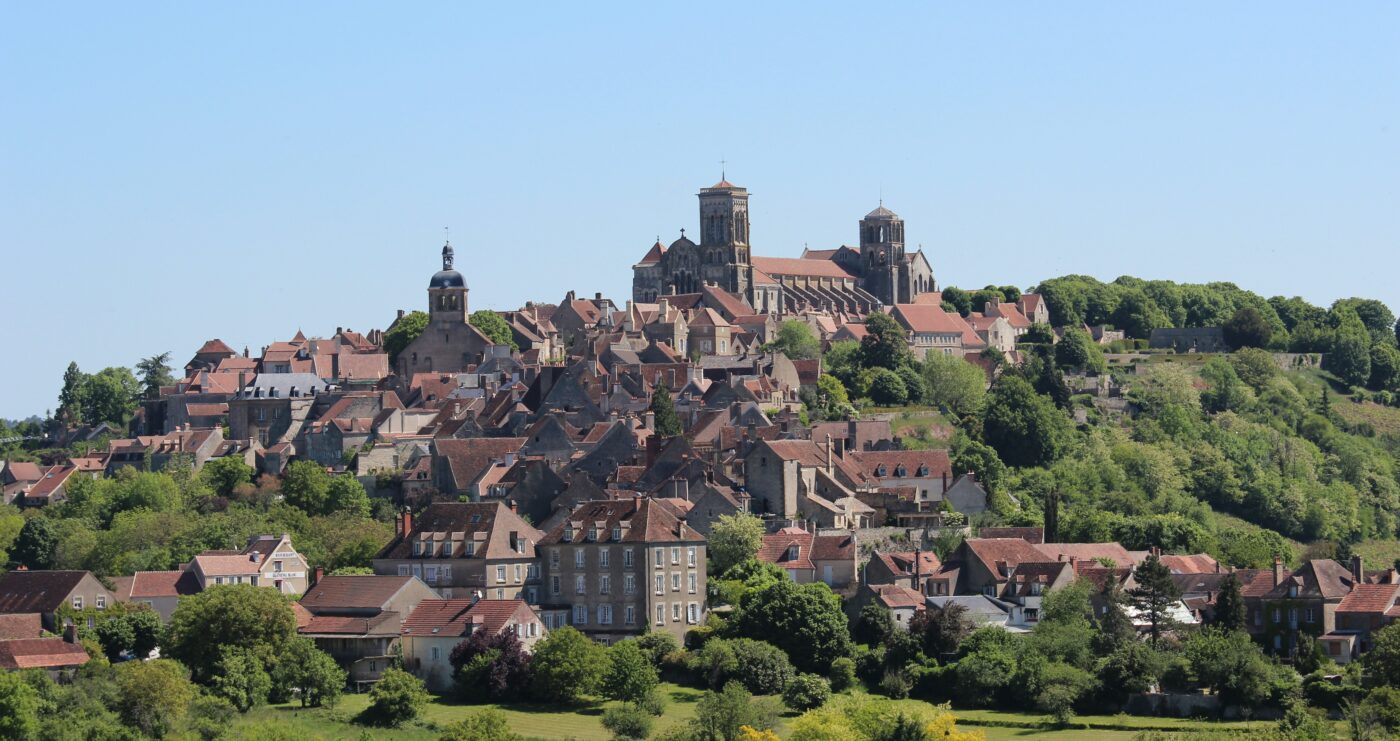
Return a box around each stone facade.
[397,243,496,376]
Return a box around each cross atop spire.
[719,157,726,181]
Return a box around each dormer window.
[564,527,574,541]
[412,542,422,557]
[785,545,800,562]
[470,514,481,524]
[917,465,929,476]
[612,526,622,541]
[443,542,453,557]
[1288,585,1298,598]
[588,527,598,542]
[895,465,906,477]
[876,466,887,476]
[465,542,475,556]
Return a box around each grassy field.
[230,685,1287,740]
[866,407,955,450]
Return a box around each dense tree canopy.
[469,310,519,349]
[383,310,428,365]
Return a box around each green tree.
[470,310,519,349]
[1128,555,1180,648]
[57,361,86,425]
[650,382,683,438]
[859,312,911,371]
[732,579,852,674]
[981,376,1072,468]
[1228,347,1279,392]
[116,659,195,738]
[692,681,780,741]
[326,475,371,518]
[1213,572,1246,632]
[922,353,986,417]
[80,367,142,426]
[281,460,332,515]
[708,512,764,575]
[1369,342,1400,392]
[604,640,659,704]
[867,368,908,406]
[163,584,297,683]
[0,670,40,740]
[783,674,831,711]
[136,352,176,398]
[270,637,346,708]
[602,703,653,741]
[1366,622,1400,688]
[767,321,821,360]
[200,456,255,498]
[1328,312,1373,387]
[1184,627,1275,706]
[1097,641,1164,704]
[364,668,428,727]
[439,709,523,741]
[1054,328,1106,373]
[1333,298,1397,345]
[942,286,973,316]
[1223,306,1274,349]
[813,375,852,420]
[12,517,59,570]
[853,603,896,648]
[1199,356,1252,413]
[214,647,273,712]
[383,310,429,365]
[530,626,607,704]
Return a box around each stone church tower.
[396,242,493,376]
[696,179,751,296]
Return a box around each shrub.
[783,674,831,711]
[439,708,523,741]
[687,637,794,694]
[362,668,428,727]
[828,657,856,692]
[879,669,911,699]
[602,703,654,741]
[636,631,681,667]
[1361,686,1400,732]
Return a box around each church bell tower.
[697,177,751,295]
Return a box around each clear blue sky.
[2,3,1397,419]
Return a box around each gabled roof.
[872,584,926,610]
[961,539,1051,580]
[435,438,527,489]
[378,501,542,561]
[1264,559,1357,601]
[874,551,941,578]
[977,527,1044,544]
[0,613,41,640]
[127,571,201,599]
[300,575,421,612]
[0,571,95,613]
[751,256,857,280]
[1336,584,1400,614]
[1035,543,1137,568]
[0,638,90,669]
[194,339,236,356]
[402,598,535,638]
[1158,554,1219,575]
[539,498,701,545]
[851,450,951,480]
[758,528,815,570]
[299,611,402,637]
[636,242,666,266]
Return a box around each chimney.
[64,623,78,644]
[644,411,655,431]
[941,470,949,493]
[1273,557,1284,587]
[595,292,603,302]
[398,508,413,538]
[313,566,324,586]
[678,521,688,539]
[509,500,518,514]
[566,290,576,302]
[1351,554,1363,585]
[238,371,249,394]
[914,548,923,588]
[825,434,834,474]
[503,451,516,467]
[397,309,405,320]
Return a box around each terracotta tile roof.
[215,357,258,373]
[761,440,869,485]
[402,598,534,638]
[978,527,1044,544]
[891,304,968,335]
[987,302,1031,329]
[1238,569,1280,598]
[851,450,951,481]
[192,552,262,576]
[1336,584,1400,614]
[0,638,90,669]
[0,571,94,613]
[26,465,75,500]
[688,308,731,328]
[0,613,41,640]
[128,571,201,599]
[1019,294,1043,316]
[435,438,527,490]
[752,268,777,286]
[338,353,390,381]
[195,339,236,356]
[812,533,857,561]
[1036,543,1137,568]
[1009,561,1073,596]
[540,498,702,545]
[2,462,42,483]
[299,611,401,637]
[1159,554,1219,574]
[873,584,926,610]
[751,256,857,280]
[875,551,941,578]
[1264,559,1358,600]
[186,402,230,417]
[758,528,815,570]
[379,501,542,561]
[291,602,313,629]
[301,576,420,612]
[962,539,1051,579]
[1077,566,1134,591]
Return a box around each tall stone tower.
[697,179,751,296]
[859,204,906,305]
[428,241,469,326]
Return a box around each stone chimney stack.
[825,434,834,474]
[313,566,324,586]
[1273,557,1285,587]
[64,623,78,644]
[1352,554,1364,586]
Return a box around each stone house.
[1333,582,1400,661]
[743,439,873,526]
[187,534,310,595]
[373,502,544,602]
[889,304,981,358]
[110,570,201,622]
[758,527,859,590]
[538,498,707,644]
[227,373,331,447]
[401,599,546,692]
[865,550,942,595]
[929,538,1051,598]
[1149,327,1227,353]
[1244,558,1358,658]
[297,575,440,689]
[687,308,735,356]
[0,570,117,632]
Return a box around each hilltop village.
[3,178,1400,738]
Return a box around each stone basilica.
[632,179,935,314]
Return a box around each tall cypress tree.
[649,382,682,438]
[57,361,85,425]
[1213,572,1247,633]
